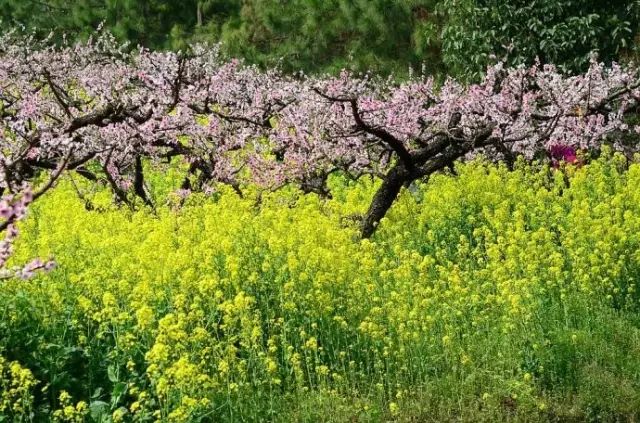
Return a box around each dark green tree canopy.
[2,0,639,80]
[1,0,201,49]
[209,0,443,76]
[439,0,640,80]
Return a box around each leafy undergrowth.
[3,152,640,422]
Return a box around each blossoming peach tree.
[1,29,640,277]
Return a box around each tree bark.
[197,2,203,27]
[134,155,154,208]
[361,164,410,238]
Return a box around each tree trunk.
[134,155,154,208]
[361,164,410,238]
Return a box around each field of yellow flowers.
[3,151,640,422]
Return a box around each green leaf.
[91,387,104,399]
[89,401,109,420]
[112,382,128,401]
[107,365,118,383]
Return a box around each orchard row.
[2,30,640,275]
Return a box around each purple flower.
[549,144,579,167]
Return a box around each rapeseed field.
[3,152,640,421]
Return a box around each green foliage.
[4,0,640,79]
[1,0,200,49]
[439,0,640,81]
[1,0,98,41]
[3,155,640,420]
[2,0,444,76]
[103,0,201,49]
[212,0,444,76]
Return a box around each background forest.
[3,0,640,79]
